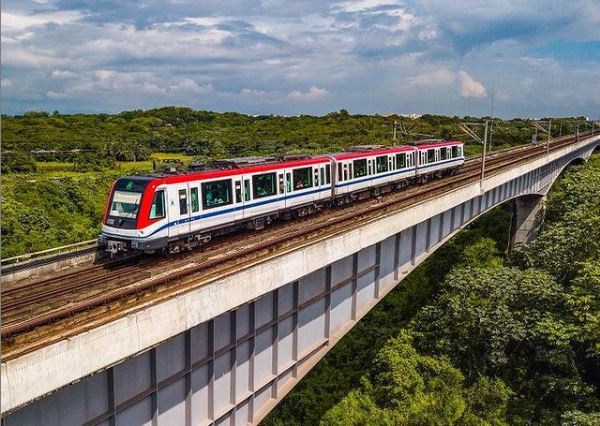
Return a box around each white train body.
[100,141,464,253]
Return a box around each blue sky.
[1,0,599,118]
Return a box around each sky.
[1,0,600,118]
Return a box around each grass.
[28,152,195,178]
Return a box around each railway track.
[1,133,593,358]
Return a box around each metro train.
[99,140,464,254]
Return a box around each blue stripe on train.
[103,185,333,239]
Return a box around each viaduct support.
[509,194,546,252]
[2,135,599,425]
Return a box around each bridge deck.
[2,133,599,422]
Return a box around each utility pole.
[548,119,551,154]
[489,88,495,152]
[482,120,488,185]
[559,120,562,137]
[532,120,551,154]
[392,120,398,146]
[459,120,489,191]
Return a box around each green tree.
[566,262,600,357]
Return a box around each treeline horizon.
[3,106,595,174]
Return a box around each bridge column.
[509,194,546,252]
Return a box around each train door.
[278,172,285,196]
[242,178,251,218]
[188,185,200,233]
[170,185,191,236]
[234,177,243,213]
[285,172,292,194]
[313,167,320,200]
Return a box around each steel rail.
[1,133,589,342]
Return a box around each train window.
[110,191,142,219]
[396,153,406,169]
[353,159,367,178]
[325,164,331,184]
[452,146,459,158]
[244,179,251,201]
[202,180,233,209]
[440,148,448,161]
[293,167,313,190]
[149,190,165,219]
[235,182,243,203]
[376,156,388,173]
[190,187,200,212]
[286,173,292,193]
[320,167,325,185]
[252,172,277,198]
[427,149,435,163]
[179,189,188,215]
[343,165,349,181]
[338,163,343,181]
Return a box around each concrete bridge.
[2,134,599,426]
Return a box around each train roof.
[414,140,463,149]
[120,140,463,186]
[155,155,331,185]
[332,145,415,161]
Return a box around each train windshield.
[106,177,151,228]
[110,191,142,219]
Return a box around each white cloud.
[520,77,535,91]
[458,70,487,98]
[2,11,83,31]
[51,70,79,79]
[238,88,282,102]
[409,69,487,99]
[2,0,599,117]
[409,68,456,86]
[287,86,329,101]
[46,90,69,99]
[1,79,12,88]
[169,79,214,95]
[2,47,63,68]
[335,0,400,13]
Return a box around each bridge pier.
[509,194,546,252]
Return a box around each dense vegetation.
[2,108,592,167]
[1,108,598,423]
[264,153,600,425]
[0,108,593,258]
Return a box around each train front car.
[99,176,168,254]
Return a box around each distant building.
[383,113,422,120]
[401,113,422,120]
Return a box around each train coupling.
[105,239,128,255]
